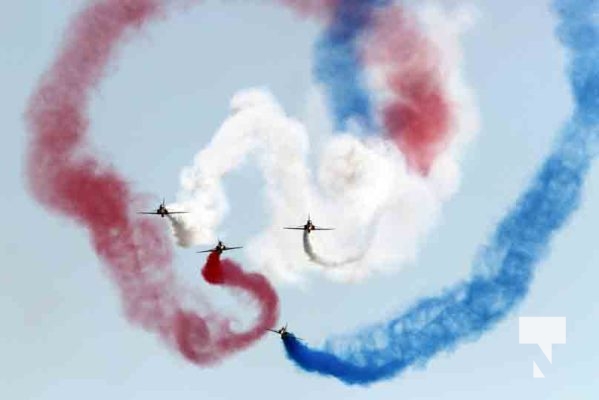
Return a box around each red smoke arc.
[25,0,278,366]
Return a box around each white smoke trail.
[169,89,448,282]
[303,230,370,268]
[169,89,312,246]
[169,5,479,283]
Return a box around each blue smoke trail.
[313,0,391,133]
[284,0,599,385]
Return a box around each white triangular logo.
[533,361,545,378]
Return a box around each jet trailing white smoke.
[170,5,478,283]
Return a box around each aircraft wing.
[138,212,159,215]
[284,227,305,230]
[224,246,243,251]
[267,329,278,333]
[167,211,189,214]
[196,249,215,254]
[313,227,334,230]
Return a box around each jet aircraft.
[197,240,243,254]
[138,199,189,218]
[268,324,290,338]
[284,215,334,233]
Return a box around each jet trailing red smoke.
[25,0,277,365]
[366,6,453,175]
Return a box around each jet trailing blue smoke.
[313,0,391,133]
[283,0,599,385]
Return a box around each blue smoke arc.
[283,0,598,385]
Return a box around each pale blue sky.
[1,1,598,399]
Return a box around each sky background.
[1,0,598,399]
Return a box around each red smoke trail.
[366,6,453,175]
[25,0,277,366]
[176,253,278,363]
[277,0,338,18]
